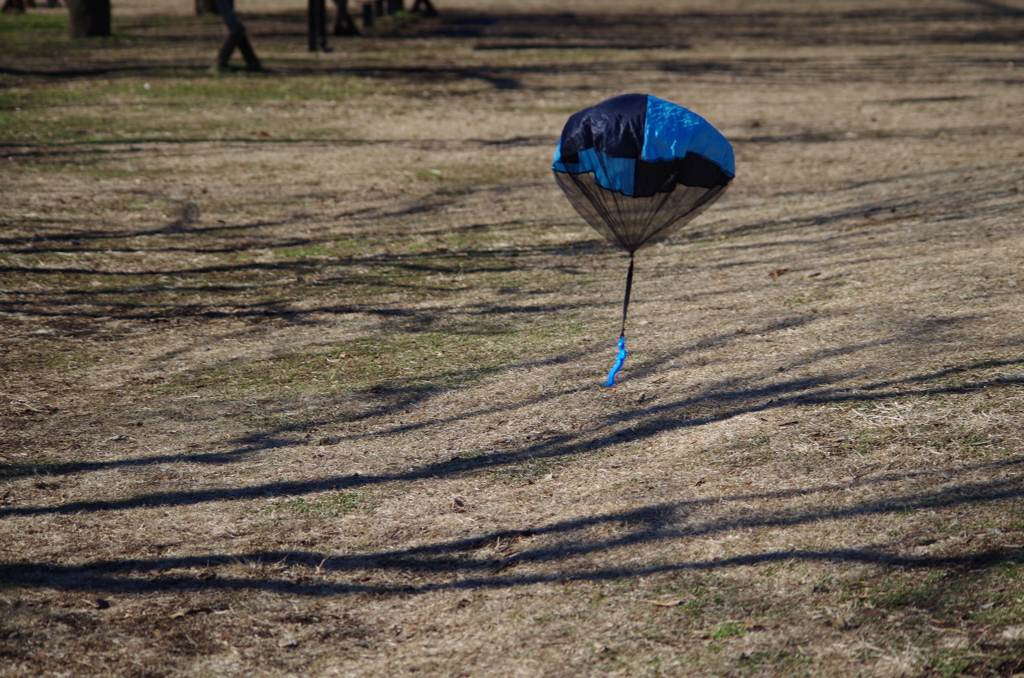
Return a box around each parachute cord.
[605,253,634,387]
[620,252,634,337]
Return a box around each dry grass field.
[2,0,1024,675]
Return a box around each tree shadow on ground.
[6,161,1022,327]
[2,452,1021,596]
[3,342,1021,509]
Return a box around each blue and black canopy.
[552,94,735,385]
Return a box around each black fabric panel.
[554,170,731,253]
[558,93,648,163]
[674,152,732,189]
[633,152,733,197]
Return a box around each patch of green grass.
[9,349,95,372]
[927,650,979,678]
[492,454,578,485]
[855,436,881,454]
[258,492,362,520]
[0,11,66,30]
[865,567,1020,625]
[0,11,69,54]
[709,621,746,639]
[278,246,336,258]
[283,492,360,516]
[792,284,837,305]
[3,74,365,112]
[870,572,945,609]
[157,327,529,397]
[680,598,706,616]
[924,643,1024,678]
[140,76,367,105]
[1,75,368,147]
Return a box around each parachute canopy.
[551,94,735,386]
[552,93,734,253]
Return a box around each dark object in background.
[411,0,435,17]
[2,0,60,12]
[333,0,359,36]
[66,0,109,36]
[195,0,220,15]
[309,0,327,50]
[211,0,261,71]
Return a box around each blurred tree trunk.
[308,0,327,50]
[66,0,110,37]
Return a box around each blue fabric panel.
[641,95,735,177]
[554,143,636,196]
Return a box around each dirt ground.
[2,0,1024,676]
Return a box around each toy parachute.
[552,93,735,385]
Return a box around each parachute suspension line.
[605,252,635,387]
[620,252,634,336]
